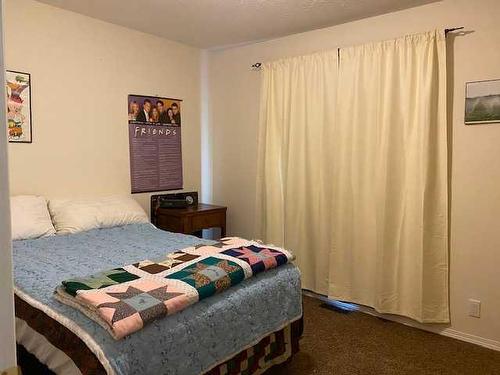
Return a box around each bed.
[13,223,303,375]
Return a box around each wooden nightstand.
[154,204,227,238]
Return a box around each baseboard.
[303,290,500,352]
[439,329,500,352]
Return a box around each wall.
[0,0,17,370]
[207,0,500,347]
[5,0,202,214]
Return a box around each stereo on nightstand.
[150,192,227,239]
[150,192,198,224]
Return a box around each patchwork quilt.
[54,237,294,340]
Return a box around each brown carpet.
[270,295,500,375]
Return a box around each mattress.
[13,224,302,375]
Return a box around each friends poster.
[128,94,183,193]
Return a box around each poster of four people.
[128,95,181,126]
[127,94,183,194]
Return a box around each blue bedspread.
[12,224,302,375]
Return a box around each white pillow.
[48,195,149,235]
[10,195,56,240]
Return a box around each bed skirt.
[16,294,303,375]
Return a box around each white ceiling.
[36,0,438,49]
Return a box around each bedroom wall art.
[6,70,32,143]
[465,79,500,125]
[128,94,183,193]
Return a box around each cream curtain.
[256,30,449,323]
[329,30,449,323]
[255,51,337,294]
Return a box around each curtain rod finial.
[251,62,262,70]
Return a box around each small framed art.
[465,79,500,125]
[6,70,32,143]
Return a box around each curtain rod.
[250,27,464,70]
[445,26,464,35]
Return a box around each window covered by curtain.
[256,51,338,294]
[256,30,449,323]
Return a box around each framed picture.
[6,70,32,143]
[465,79,500,125]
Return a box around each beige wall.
[0,0,17,370]
[5,0,202,214]
[207,0,500,345]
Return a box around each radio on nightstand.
[151,192,227,239]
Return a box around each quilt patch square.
[158,251,199,267]
[76,278,198,339]
[62,268,140,296]
[123,292,163,311]
[185,238,254,256]
[132,261,169,274]
[167,257,245,300]
[184,243,226,256]
[199,265,228,281]
[221,245,288,275]
[130,251,200,276]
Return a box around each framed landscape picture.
[465,79,500,125]
[6,70,32,143]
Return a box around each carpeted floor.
[270,295,500,375]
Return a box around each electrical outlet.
[468,299,481,318]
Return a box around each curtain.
[256,30,449,323]
[255,51,337,294]
[329,30,449,323]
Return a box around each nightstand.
[154,204,227,238]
